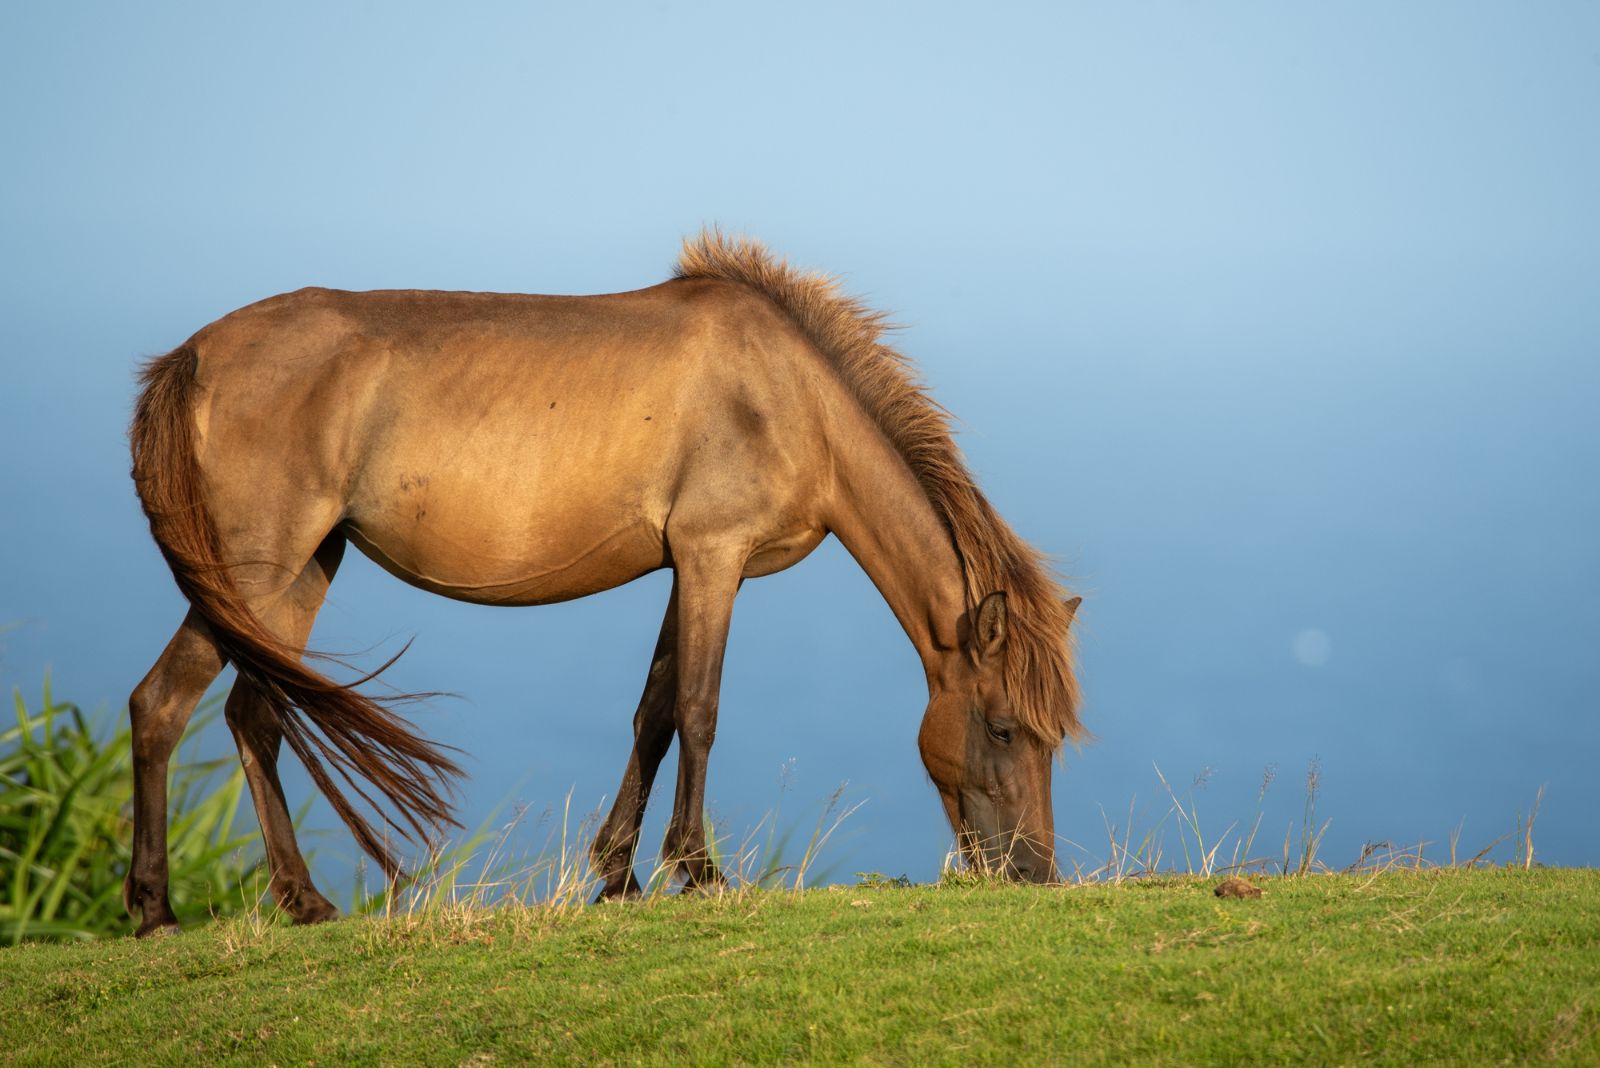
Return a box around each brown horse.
[125,232,1083,936]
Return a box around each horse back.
[183,279,837,603]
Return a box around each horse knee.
[673,691,718,752]
[677,719,717,755]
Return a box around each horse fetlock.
[124,876,177,934]
[290,895,340,925]
[662,826,720,887]
[679,861,728,893]
[134,919,183,939]
[272,879,339,924]
[594,870,644,902]
[591,818,635,863]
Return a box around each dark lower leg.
[665,719,724,889]
[593,696,676,898]
[225,685,338,924]
[125,612,225,936]
[593,585,679,899]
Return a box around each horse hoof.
[293,901,340,926]
[135,921,181,939]
[594,880,644,904]
[679,873,730,896]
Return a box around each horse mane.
[674,230,1083,749]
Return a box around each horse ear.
[973,591,1008,664]
[1062,596,1082,627]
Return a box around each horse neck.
[826,431,969,684]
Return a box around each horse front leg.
[592,580,680,900]
[660,549,742,890]
[125,610,226,936]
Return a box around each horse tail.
[129,344,463,879]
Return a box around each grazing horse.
[125,232,1083,936]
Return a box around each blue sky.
[3,3,1597,890]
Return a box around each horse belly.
[342,479,669,607]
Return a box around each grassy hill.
[4,869,1598,1065]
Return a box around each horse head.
[919,591,1080,882]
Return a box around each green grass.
[1,680,265,943]
[4,869,1597,1065]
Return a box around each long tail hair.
[130,345,462,878]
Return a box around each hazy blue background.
[3,3,1596,892]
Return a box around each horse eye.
[986,722,1012,744]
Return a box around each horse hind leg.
[125,610,227,937]
[592,580,681,900]
[224,533,346,925]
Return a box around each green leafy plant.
[1,677,265,943]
